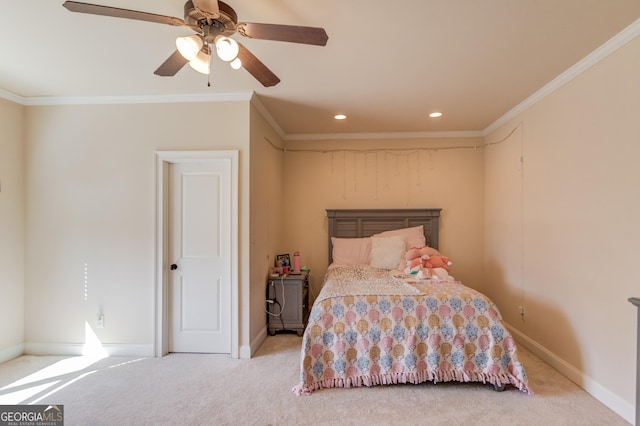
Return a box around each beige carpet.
[0,335,629,425]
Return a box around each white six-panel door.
[168,161,232,353]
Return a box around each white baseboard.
[101,344,154,357]
[240,326,268,359]
[505,323,634,424]
[24,342,154,358]
[0,344,24,364]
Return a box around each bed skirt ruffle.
[293,368,532,396]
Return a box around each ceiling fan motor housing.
[184,0,237,42]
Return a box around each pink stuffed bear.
[404,245,440,261]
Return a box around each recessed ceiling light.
[429,112,443,118]
[334,114,347,120]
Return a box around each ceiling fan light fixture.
[215,36,239,62]
[230,57,242,70]
[189,49,211,75]
[176,34,204,61]
[62,0,328,87]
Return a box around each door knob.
[170,264,178,270]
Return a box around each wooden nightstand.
[266,271,309,336]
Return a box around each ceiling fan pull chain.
[207,42,212,87]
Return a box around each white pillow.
[369,236,406,270]
[331,237,372,265]
[372,225,426,250]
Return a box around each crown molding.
[249,93,286,139]
[284,130,483,141]
[0,88,25,104]
[0,86,482,140]
[0,91,253,106]
[483,17,640,136]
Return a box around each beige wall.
[22,101,252,355]
[283,137,485,299]
[0,98,25,361]
[485,35,640,414]
[249,102,285,348]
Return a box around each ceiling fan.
[62,0,329,87]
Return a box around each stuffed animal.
[403,257,422,275]
[400,246,453,281]
[416,268,431,279]
[422,254,452,272]
[404,247,420,262]
[417,267,451,280]
[430,267,452,280]
[404,245,440,261]
[401,246,437,272]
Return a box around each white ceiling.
[1,1,639,138]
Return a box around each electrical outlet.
[518,306,525,318]
[96,313,105,328]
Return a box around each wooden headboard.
[326,208,442,264]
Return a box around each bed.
[292,208,531,395]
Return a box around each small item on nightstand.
[293,251,300,273]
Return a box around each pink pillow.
[372,225,426,250]
[331,237,372,265]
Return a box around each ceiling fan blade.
[237,43,280,87]
[192,0,220,18]
[154,50,190,76]
[237,23,328,46]
[62,1,185,26]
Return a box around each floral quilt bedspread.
[292,265,531,395]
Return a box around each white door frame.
[154,150,239,358]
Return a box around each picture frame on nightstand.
[275,253,290,267]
